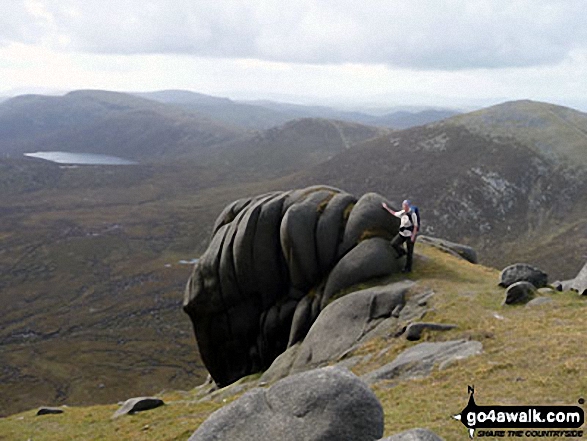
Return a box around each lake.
[24,151,138,165]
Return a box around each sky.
[1,0,587,110]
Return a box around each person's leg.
[390,234,407,257]
[404,238,414,272]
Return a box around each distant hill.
[244,99,460,129]
[202,117,389,177]
[372,109,461,129]
[291,100,587,278]
[135,90,297,130]
[445,99,587,166]
[0,90,245,160]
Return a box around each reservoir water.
[24,151,138,165]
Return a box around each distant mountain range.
[138,89,460,130]
[1,89,453,165]
[0,91,450,163]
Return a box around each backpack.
[411,206,421,231]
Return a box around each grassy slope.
[2,245,585,440]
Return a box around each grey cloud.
[3,0,587,70]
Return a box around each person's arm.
[382,202,400,217]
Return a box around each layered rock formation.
[183,186,402,387]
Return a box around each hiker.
[382,199,419,273]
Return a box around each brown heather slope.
[289,101,587,280]
[0,158,293,417]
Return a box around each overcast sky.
[1,0,587,109]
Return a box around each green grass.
[2,244,585,440]
[0,396,223,441]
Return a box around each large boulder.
[339,192,399,257]
[503,281,536,305]
[188,366,384,441]
[291,281,413,373]
[498,263,548,288]
[322,238,403,308]
[184,187,402,387]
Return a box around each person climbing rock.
[382,199,419,273]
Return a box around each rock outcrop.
[184,186,402,387]
[259,283,434,383]
[188,366,384,441]
[568,261,587,295]
[362,340,482,384]
[417,236,478,264]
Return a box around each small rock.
[504,281,536,305]
[111,397,164,419]
[405,322,457,341]
[499,263,548,288]
[36,407,64,416]
[381,427,444,440]
[537,287,554,294]
[418,235,478,264]
[525,297,553,308]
